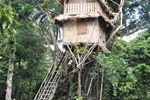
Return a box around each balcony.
[64,2,100,15]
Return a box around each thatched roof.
[55,13,115,28]
[55,13,100,20]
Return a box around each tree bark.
[5,50,15,100]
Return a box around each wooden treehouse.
[55,0,116,52]
[34,0,121,100]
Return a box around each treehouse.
[55,0,115,51]
[34,1,123,100]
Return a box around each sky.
[122,30,145,42]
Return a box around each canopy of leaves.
[97,30,150,100]
[0,1,53,100]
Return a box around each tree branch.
[107,0,124,43]
[110,0,119,6]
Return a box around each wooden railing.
[64,2,100,14]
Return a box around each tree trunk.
[5,50,14,100]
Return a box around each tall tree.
[0,1,53,99]
[0,5,17,100]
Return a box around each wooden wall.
[63,18,106,46]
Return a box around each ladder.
[34,52,66,100]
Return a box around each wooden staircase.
[34,52,67,100]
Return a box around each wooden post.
[64,0,66,14]
[87,77,93,96]
[72,3,74,14]
[97,72,100,99]
[99,69,104,100]
[67,4,69,14]
[78,69,82,97]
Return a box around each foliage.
[74,96,83,100]
[122,30,150,100]
[0,0,149,100]
[96,30,150,100]
[0,6,17,48]
[11,0,34,18]
[97,52,129,97]
[0,5,17,79]
[12,20,49,100]
[0,5,17,100]
[0,1,53,100]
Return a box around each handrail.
[64,2,100,14]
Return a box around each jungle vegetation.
[0,0,149,100]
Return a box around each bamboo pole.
[87,77,94,96]
[99,69,104,100]
[78,69,82,97]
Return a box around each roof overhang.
[55,13,115,28]
[55,13,101,20]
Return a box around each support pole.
[87,77,93,96]
[78,69,82,97]
[99,69,104,100]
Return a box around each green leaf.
[0,0,4,5]
[0,12,1,19]
[7,16,13,24]
[14,19,20,25]
[2,21,7,29]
